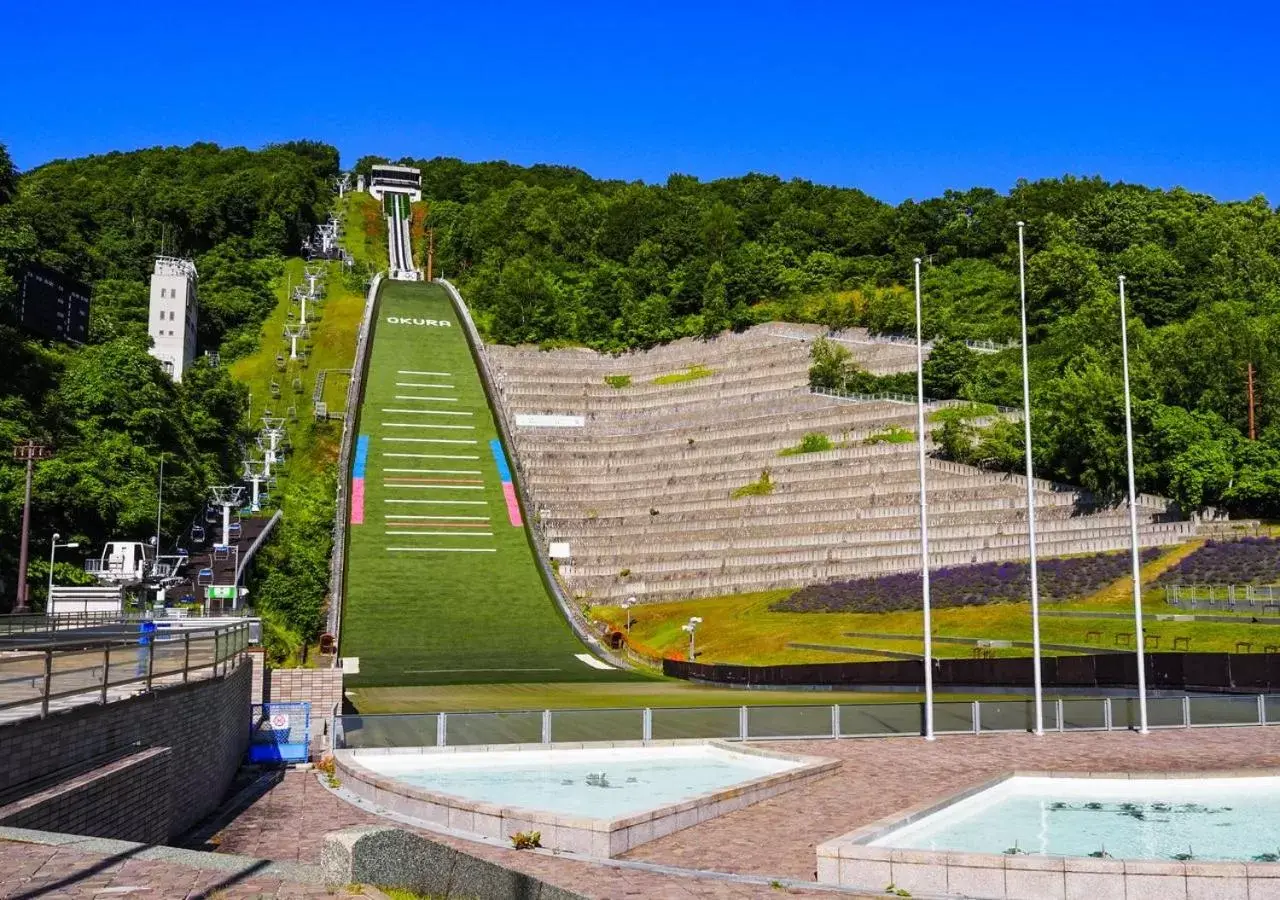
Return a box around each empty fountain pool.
[334,740,838,856]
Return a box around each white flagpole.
[913,258,935,741]
[1118,274,1149,734]
[1017,223,1044,736]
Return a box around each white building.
[148,256,198,382]
[368,164,422,202]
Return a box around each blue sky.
[2,0,1276,204]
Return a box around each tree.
[923,338,978,399]
[701,261,729,338]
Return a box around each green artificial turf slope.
[341,281,639,686]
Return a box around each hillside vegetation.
[355,154,1280,518]
[0,140,338,613]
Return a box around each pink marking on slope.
[501,482,523,526]
[351,478,365,525]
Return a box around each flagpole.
[1017,223,1044,735]
[1118,274,1149,734]
[913,258,935,741]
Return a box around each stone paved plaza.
[2,727,1277,898]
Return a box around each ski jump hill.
[339,278,634,686]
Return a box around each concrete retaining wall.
[0,659,250,840]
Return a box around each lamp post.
[623,597,636,632]
[1118,275,1149,735]
[1017,222,1045,736]
[48,533,80,599]
[913,259,935,741]
[683,616,702,660]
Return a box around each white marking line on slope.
[384,484,484,491]
[381,438,478,444]
[381,408,472,416]
[385,531,495,537]
[387,547,497,553]
[383,515,490,520]
[384,468,482,474]
[392,396,458,402]
[382,423,475,430]
[384,499,489,506]
[398,370,452,376]
[383,453,480,460]
[575,653,616,670]
[396,382,454,388]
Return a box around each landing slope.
[342,280,633,685]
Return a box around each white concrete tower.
[147,256,199,381]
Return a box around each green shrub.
[604,374,632,388]
[864,426,915,445]
[732,469,776,498]
[928,402,999,424]
[653,364,713,385]
[780,432,834,456]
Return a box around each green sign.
[206,585,237,600]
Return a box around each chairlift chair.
[298,350,309,369]
[213,544,230,561]
[197,567,214,586]
[228,521,242,541]
[287,405,298,421]
[275,353,285,371]
[270,380,281,398]
[204,506,219,524]
[292,377,303,394]
[191,524,206,543]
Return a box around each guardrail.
[328,270,384,647]
[0,621,253,719]
[334,694,1279,748]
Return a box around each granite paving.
[200,727,1280,897]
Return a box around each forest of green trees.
[354,154,1280,518]
[0,141,338,645]
[3,140,1278,625]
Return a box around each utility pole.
[426,228,435,281]
[12,440,51,613]
[1248,362,1257,440]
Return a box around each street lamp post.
[683,616,702,660]
[623,597,636,632]
[1017,222,1045,736]
[48,533,81,601]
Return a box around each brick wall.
[262,666,344,758]
[0,660,251,840]
[0,747,173,844]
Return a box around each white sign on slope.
[515,414,585,428]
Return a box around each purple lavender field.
[775,549,1161,613]
[1154,537,1280,587]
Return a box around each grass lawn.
[230,257,366,481]
[346,680,1002,713]
[341,280,639,687]
[593,542,1280,664]
[337,192,388,271]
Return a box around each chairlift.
[191,524,206,543]
[204,506,219,524]
[287,405,298,422]
[270,380,281,399]
[275,353,285,371]
[298,351,309,369]
[228,522,242,541]
[292,377,303,394]
[197,567,214,586]
[213,544,230,561]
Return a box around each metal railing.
[0,621,252,719]
[334,694,1279,749]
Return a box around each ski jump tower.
[368,164,422,282]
